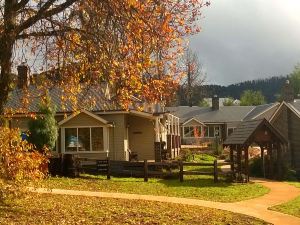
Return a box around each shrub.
[28,94,58,150]
[0,127,48,203]
[249,157,263,177]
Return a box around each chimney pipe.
[17,63,30,89]
[212,95,219,110]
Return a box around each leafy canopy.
[240,90,266,106]
[0,0,209,114]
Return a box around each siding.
[271,105,291,166]
[183,120,203,127]
[62,113,107,127]
[100,114,127,161]
[10,117,31,131]
[128,115,155,160]
[288,110,300,169]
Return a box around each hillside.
[178,76,288,105]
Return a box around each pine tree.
[28,94,58,151]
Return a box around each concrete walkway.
[33,179,300,225]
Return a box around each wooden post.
[245,147,249,182]
[107,157,111,180]
[179,160,183,182]
[237,147,242,181]
[214,160,218,183]
[230,146,234,173]
[144,159,148,182]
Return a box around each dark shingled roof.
[167,106,255,123]
[224,119,287,145]
[5,85,121,113]
[243,103,279,120]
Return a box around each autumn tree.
[0,0,210,114]
[179,47,206,106]
[240,90,266,106]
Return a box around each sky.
[190,0,300,85]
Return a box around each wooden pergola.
[223,119,288,182]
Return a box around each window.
[227,127,236,136]
[183,126,201,137]
[65,127,104,152]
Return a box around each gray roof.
[290,99,300,114]
[224,119,287,145]
[167,105,255,123]
[5,85,121,113]
[243,103,279,120]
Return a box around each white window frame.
[61,125,109,154]
[182,126,202,138]
[227,127,236,136]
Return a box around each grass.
[269,196,300,218]
[0,193,270,225]
[269,181,300,218]
[288,181,300,188]
[43,154,269,203]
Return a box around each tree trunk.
[0,0,17,115]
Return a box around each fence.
[92,158,232,183]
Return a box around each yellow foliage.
[0,128,48,203]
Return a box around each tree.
[240,90,266,106]
[28,94,58,150]
[179,47,206,106]
[289,64,300,98]
[198,98,209,107]
[0,127,48,203]
[223,97,235,106]
[0,0,209,114]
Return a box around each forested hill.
[200,76,288,103]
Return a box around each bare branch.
[16,0,78,34]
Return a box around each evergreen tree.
[28,94,58,151]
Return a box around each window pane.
[65,128,77,152]
[209,126,214,137]
[184,127,189,137]
[78,128,90,151]
[215,126,220,137]
[204,127,209,137]
[92,127,104,151]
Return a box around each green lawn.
[288,181,300,188]
[0,193,270,225]
[42,154,269,203]
[269,181,300,218]
[269,196,300,218]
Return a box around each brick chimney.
[17,63,30,89]
[212,95,219,110]
[282,80,294,102]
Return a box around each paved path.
[33,179,300,225]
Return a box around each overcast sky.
[190,0,300,85]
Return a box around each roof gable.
[58,110,111,126]
[224,119,287,145]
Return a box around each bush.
[0,128,48,203]
[249,157,263,177]
[28,94,58,150]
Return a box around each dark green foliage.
[177,76,287,105]
[28,95,58,151]
[249,157,263,177]
[240,90,266,106]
